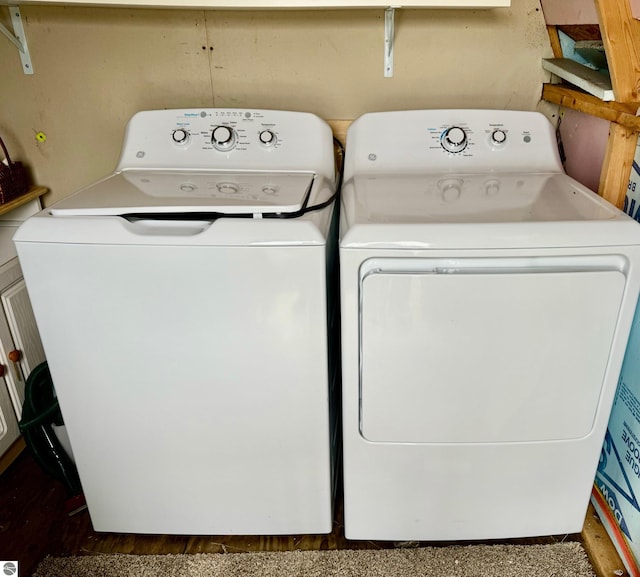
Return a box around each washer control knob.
[172,128,190,145]
[441,126,468,153]
[259,130,277,147]
[490,129,507,146]
[211,125,237,151]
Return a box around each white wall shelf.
[1,0,509,7]
[542,58,615,101]
[0,6,33,74]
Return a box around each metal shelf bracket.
[0,7,33,75]
[384,6,397,77]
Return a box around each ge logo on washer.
[1,561,18,576]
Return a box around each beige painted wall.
[0,1,552,205]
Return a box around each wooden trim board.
[583,502,630,577]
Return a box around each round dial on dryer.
[440,126,468,153]
[490,129,507,146]
[172,128,190,145]
[211,125,237,151]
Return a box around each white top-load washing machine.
[340,109,640,541]
[14,109,340,535]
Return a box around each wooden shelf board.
[0,186,47,217]
[542,84,640,131]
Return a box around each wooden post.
[599,123,638,209]
[594,0,640,103]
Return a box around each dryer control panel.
[345,109,563,177]
[115,109,334,180]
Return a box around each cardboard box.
[623,141,640,222]
[593,276,640,575]
[592,148,640,576]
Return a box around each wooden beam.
[542,84,640,131]
[599,122,638,209]
[594,0,640,103]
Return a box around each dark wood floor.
[0,448,624,577]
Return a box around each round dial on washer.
[490,129,507,146]
[211,125,237,151]
[172,128,190,145]
[441,126,468,153]
[259,130,277,147]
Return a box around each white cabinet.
[0,190,46,469]
[0,265,46,419]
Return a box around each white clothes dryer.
[14,109,340,535]
[339,109,640,541]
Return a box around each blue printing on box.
[594,288,640,571]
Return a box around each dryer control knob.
[490,129,507,146]
[172,128,190,145]
[441,126,468,153]
[211,125,237,151]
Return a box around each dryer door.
[359,256,626,444]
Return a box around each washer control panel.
[166,110,284,154]
[349,110,563,175]
[116,108,333,175]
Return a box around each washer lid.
[50,170,315,216]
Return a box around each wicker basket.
[0,135,29,204]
